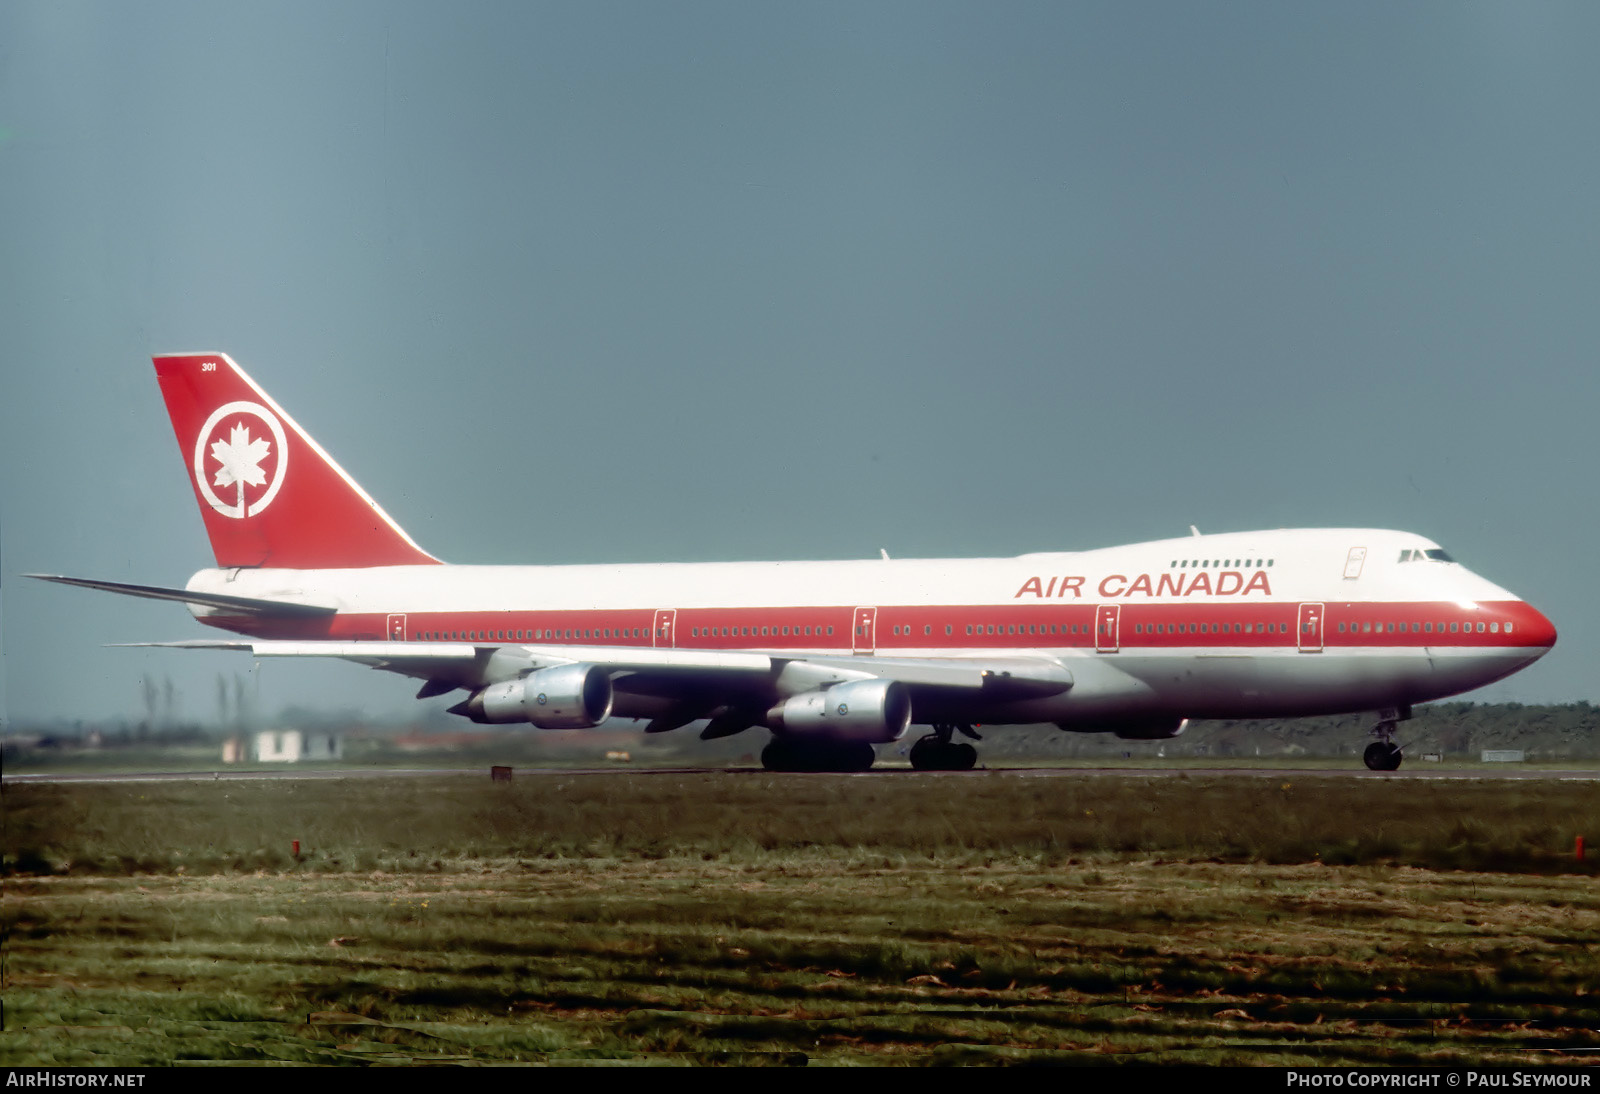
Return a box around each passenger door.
[652,609,677,648]
[853,607,878,654]
[1095,604,1121,653]
[1297,602,1324,652]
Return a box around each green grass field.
[3,774,1597,1065]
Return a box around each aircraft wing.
[121,639,1073,704]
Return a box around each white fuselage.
[185,528,1555,728]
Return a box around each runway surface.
[6,764,1598,784]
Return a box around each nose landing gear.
[1363,720,1404,771]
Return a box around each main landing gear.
[909,723,981,771]
[758,723,984,773]
[1362,715,1405,771]
[761,737,877,773]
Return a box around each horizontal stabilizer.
[27,574,337,618]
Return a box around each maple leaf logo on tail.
[192,401,289,519]
[211,423,272,515]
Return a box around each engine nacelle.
[461,663,614,728]
[1054,716,1188,741]
[768,679,912,743]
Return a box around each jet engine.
[455,663,614,728]
[767,679,912,743]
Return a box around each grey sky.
[3,1,1595,726]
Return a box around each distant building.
[225,730,344,763]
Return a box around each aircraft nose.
[1519,603,1557,653]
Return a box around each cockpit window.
[1400,548,1456,563]
[1423,548,1454,562]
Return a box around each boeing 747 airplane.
[32,353,1558,772]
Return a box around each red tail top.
[154,353,440,569]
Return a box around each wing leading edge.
[118,637,1073,704]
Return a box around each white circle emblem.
[193,401,289,519]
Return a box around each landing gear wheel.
[1363,741,1403,771]
[839,741,877,772]
[760,739,794,772]
[909,734,979,771]
[762,739,876,772]
[1362,718,1404,771]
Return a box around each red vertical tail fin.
[153,353,440,569]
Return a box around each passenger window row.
[1133,622,1284,635]
[689,626,835,638]
[412,612,1509,644]
[421,628,647,641]
[1338,620,1509,635]
[1169,558,1273,568]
